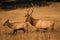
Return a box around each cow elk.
[3,19,28,35]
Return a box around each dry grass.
[0,2,60,40]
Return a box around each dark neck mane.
[25,16,38,26]
[29,17,35,26]
[28,17,39,26]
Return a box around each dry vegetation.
[0,2,60,40]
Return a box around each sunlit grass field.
[0,2,60,40]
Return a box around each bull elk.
[3,19,28,35]
[24,8,55,32]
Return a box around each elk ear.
[24,15,26,17]
[3,19,9,26]
[7,19,9,21]
[6,19,9,22]
[24,13,26,17]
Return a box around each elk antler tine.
[27,8,31,14]
[29,8,33,15]
[26,8,31,15]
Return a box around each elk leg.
[21,28,25,32]
[12,29,17,35]
[51,24,54,31]
[36,28,39,32]
[43,28,48,32]
[23,29,25,32]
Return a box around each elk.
[24,8,55,32]
[3,19,28,35]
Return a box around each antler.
[24,8,31,17]
[26,8,31,15]
[29,7,34,16]
[25,4,34,16]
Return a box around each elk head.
[3,19,9,26]
[24,8,34,22]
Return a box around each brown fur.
[24,8,54,31]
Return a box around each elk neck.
[26,16,37,26]
[29,17,35,26]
